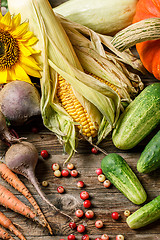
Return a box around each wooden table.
[1,1,160,239]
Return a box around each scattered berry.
[51,163,60,171]
[71,169,78,177]
[41,150,49,159]
[95,220,103,229]
[77,181,84,188]
[67,163,74,170]
[68,234,76,240]
[69,222,77,229]
[95,238,101,240]
[41,181,48,187]
[54,169,61,177]
[31,127,39,133]
[82,234,89,240]
[83,200,91,208]
[75,209,84,218]
[57,186,64,194]
[85,210,94,219]
[96,168,103,175]
[98,174,106,182]
[116,235,124,240]
[77,224,85,233]
[61,169,70,177]
[80,191,89,200]
[124,210,130,217]
[101,234,109,240]
[111,212,119,220]
[91,147,98,154]
[103,180,111,188]
[60,239,65,240]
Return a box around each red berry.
[68,234,76,240]
[77,224,85,233]
[80,191,89,200]
[54,170,61,177]
[103,180,111,188]
[101,234,109,240]
[41,150,49,159]
[91,147,98,154]
[95,220,103,229]
[60,239,65,240]
[95,238,101,240]
[111,212,119,220]
[77,181,84,188]
[75,209,84,218]
[61,169,70,177]
[83,200,91,208]
[69,222,77,229]
[82,234,89,240]
[116,235,124,240]
[57,186,64,194]
[71,169,78,177]
[96,168,103,175]
[85,210,94,219]
[67,163,74,170]
[51,163,59,171]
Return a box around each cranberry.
[124,210,130,217]
[51,163,59,171]
[69,222,77,229]
[95,238,101,240]
[85,210,94,219]
[111,212,119,220]
[60,239,65,240]
[41,150,49,159]
[83,200,91,208]
[103,180,111,188]
[91,147,98,154]
[54,170,61,177]
[77,181,84,188]
[61,169,70,177]
[95,220,103,229]
[75,209,84,218]
[116,235,124,240]
[57,186,64,194]
[80,191,89,200]
[67,163,74,170]
[77,224,85,233]
[82,234,89,240]
[98,174,106,182]
[96,168,103,175]
[101,234,109,240]
[70,170,78,177]
[68,234,76,240]
[41,181,48,187]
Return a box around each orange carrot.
[0,211,26,240]
[0,163,52,235]
[0,226,15,240]
[0,184,42,226]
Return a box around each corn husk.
[8,0,144,160]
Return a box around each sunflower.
[0,11,41,84]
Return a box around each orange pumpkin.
[133,0,160,80]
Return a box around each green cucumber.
[127,195,160,229]
[101,153,147,205]
[112,83,160,150]
[137,130,160,173]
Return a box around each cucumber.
[127,195,160,229]
[137,130,160,173]
[101,153,147,205]
[112,83,160,150]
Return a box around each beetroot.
[0,81,40,126]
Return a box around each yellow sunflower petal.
[18,31,34,41]
[0,70,7,84]
[12,13,21,29]
[25,36,38,46]
[14,63,32,83]
[1,12,11,27]
[20,62,42,78]
[25,46,41,55]
[11,22,29,38]
[20,54,41,71]
[7,68,18,81]
[18,42,33,56]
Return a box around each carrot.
[0,163,52,235]
[0,211,26,240]
[0,226,15,240]
[0,184,42,226]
